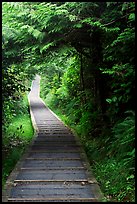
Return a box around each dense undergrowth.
[2,93,34,187]
[40,75,135,202]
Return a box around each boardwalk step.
[8,198,98,202]
[20,167,85,170]
[31,146,81,151]
[29,150,80,152]
[14,180,89,183]
[27,152,81,159]
[32,143,79,146]
[22,159,84,168]
[9,183,97,201]
[32,139,78,142]
[15,169,87,180]
[38,132,73,135]
[34,137,76,141]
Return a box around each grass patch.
[2,93,34,188]
[2,147,25,187]
[6,115,34,143]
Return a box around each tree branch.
[102,9,135,27]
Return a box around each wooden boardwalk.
[2,75,103,202]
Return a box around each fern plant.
[111,110,135,161]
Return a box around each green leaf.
[21,25,29,30]
[112,96,117,102]
[127,174,134,180]
[128,13,135,21]
[32,29,41,39]
[40,42,55,53]
[127,148,135,156]
[106,99,112,104]
[28,26,34,34]
[74,23,83,28]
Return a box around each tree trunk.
[80,53,85,92]
[80,53,86,104]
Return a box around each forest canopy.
[2,2,135,202]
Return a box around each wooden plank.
[29,150,80,152]
[8,197,98,201]
[20,167,85,170]
[26,158,81,160]
[14,179,88,183]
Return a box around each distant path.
[2,75,103,202]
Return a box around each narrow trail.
[2,75,103,202]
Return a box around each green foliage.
[100,62,135,118]
[81,111,135,202]
[110,111,135,162]
[2,94,34,187]
[2,147,24,187]
[94,158,135,202]
[2,94,34,148]
[2,1,135,202]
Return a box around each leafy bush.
[94,157,135,202]
[110,111,135,161]
[92,111,135,202]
